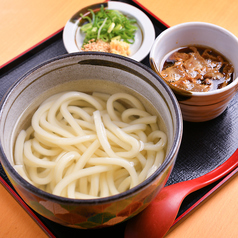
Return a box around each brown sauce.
[161,45,234,92]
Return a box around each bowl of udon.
[0,52,183,229]
[150,22,238,122]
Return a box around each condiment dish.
[63,1,155,62]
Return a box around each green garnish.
[80,5,138,45]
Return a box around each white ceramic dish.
[63,1,155,62]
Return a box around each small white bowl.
[150,22,238,122]
[63,1,155,62]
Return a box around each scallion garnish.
[80,5,137,45]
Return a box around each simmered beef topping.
[161,46,234,92]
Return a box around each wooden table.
[1,0,238,237]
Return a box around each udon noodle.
[14,91,167,199]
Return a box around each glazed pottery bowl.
[0,52,183,229]
[150,22,238,122]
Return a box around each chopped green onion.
[97,17,107,40]
[108,22,115,33]
[111,36,121,41]
[81,23,92,31]
[113,24,122,32]
[89,9,96,26]
[80,5,137,45]
[79,13,92,23]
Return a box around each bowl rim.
[0,51,183,205]
[149,21,238,96]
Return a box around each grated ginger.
[110,40,131,56]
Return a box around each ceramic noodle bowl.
[0,52,182,228]
[150,22,238,122]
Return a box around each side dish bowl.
[0,52,183,229]
[63,1,155,62]
[150,22,238,122]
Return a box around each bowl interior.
[150,22,238,92]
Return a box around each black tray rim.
[0,0,238,236]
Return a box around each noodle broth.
[12,80,168,199]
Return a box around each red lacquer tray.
[0,0,238,237]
